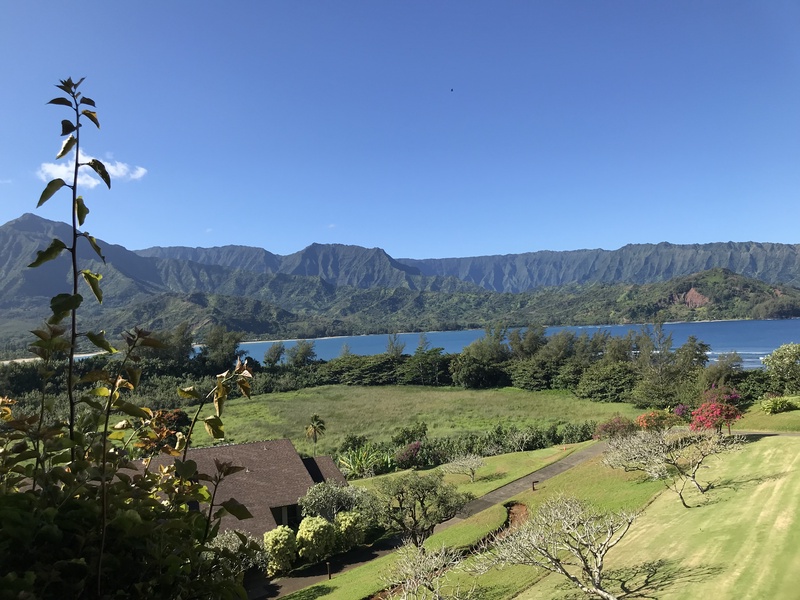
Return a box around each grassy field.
[200,385,642,455]
[733,399,800,432]
[284,435,800,600]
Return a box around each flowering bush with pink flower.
[690,401,742,434]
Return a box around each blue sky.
[1,2,799,259]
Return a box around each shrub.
[334,511,367,553]
[760,396,797,415]
[560,421,597,444]
[395,441,423,469]
[296,516,336,564]
[264,526,297,576]
[636,410,682,430]
[207,529,269,579]
[593,415,638,440]
[690,401,742,434]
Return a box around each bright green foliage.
[334,511,367,553]
[762,343,800,395]
[760,396,796,414]
[296,516,336,563]
[264,525,297,576]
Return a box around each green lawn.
[516,435,800,599]
[733,399,800,432]
[285,436,800,600]
[201,385,642,455]
[352,443,587,498]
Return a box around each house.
[147,439,346,538]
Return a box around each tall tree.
[199,324,244,375]
[305,413,326,456]
[288,339,317,368]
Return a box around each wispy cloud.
[328,223,337,229]
[37,150,146,189]
[0,179,11,184]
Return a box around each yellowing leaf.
[82,109,100,128]
[56,135,76,159]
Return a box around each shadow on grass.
[713,470,789,492]
[551,559,725,599]
[479,471,508,483]
[280,585,335,600]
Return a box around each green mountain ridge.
[1,213,799,349]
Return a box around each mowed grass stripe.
[517,436,800,599]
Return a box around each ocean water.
[240,319,800,369]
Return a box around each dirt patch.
[507,501,529,529]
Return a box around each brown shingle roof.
[146,439,345,538]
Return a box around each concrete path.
[248,441,607,599]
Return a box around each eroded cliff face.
[669,287,710,309]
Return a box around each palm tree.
[305,414,326,456]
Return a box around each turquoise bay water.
[240,319,800,369]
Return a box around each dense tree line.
[1,321,776,417]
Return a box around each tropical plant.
[305,413,326,456]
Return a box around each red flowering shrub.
[690,401,742,434]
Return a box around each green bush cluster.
[760,395,797,415]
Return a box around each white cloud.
[0,179,11,184]
[37,150,147,188]
[327,223,337,229]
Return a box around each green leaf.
[220,498,253,520]
[80,233,105,263]
[90,386,110,397]
[76,197,89,226]
[80,97,96,107]
[177,386,202,400]
[203,416,225,439]
[174,459,198,480]
[125,367,141,389]
[86,330,116,353]
[87,159,111,189]
[28,238,67,268]
[48,97,73,107]
[108,430,127,441]
[112,399,152,420]
[82,109,100,129]
[38,178,67,207]
[81,270,103,303]
[50,293,83,315]
[56,135,77,159]
[60,120,76,136]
